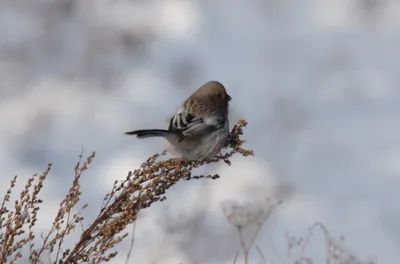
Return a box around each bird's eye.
[217,93,223,98]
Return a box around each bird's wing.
[168,107,201,137]
[169,104,224,140]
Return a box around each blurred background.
[1,0,400,263]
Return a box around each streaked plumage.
[125,81,231,160]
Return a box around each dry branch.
[0,119,253,264]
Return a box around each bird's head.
[195,81,232,106]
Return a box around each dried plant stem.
[238,226,249,264]
[125,221,137,264]
[255,244,266,264]
[232,251,239,264]
[1,120,252,263]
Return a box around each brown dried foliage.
[0,119,253,264]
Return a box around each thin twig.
[124,221,137,264]
[268,235,286,264]
[237,226,249,264]
[255,244,266,264]
[125,191,142,264]
[232,251,239,264]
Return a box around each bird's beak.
[227,94,232,101]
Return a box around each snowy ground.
[1,0,400,263]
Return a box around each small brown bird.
[125,81,231,160]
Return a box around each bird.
[125,80,231,160]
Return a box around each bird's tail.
[125,129,174,139]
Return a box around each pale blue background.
[0,0,399,263]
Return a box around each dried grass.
[0,119,253,264]
[221,199,377,264]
